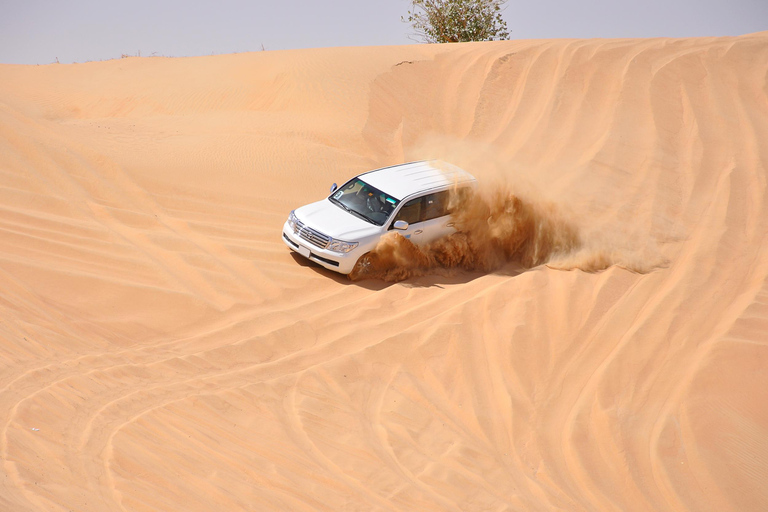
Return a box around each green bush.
[403,0,510,43]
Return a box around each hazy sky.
[1,0,766,64]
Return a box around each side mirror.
[330,183,338,193]
[393,220,409,230]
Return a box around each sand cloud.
[350,178,661,281]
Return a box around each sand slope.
[1,33,767,511]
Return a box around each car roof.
[358,160,476,200]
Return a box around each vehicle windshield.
[329,178,400,226]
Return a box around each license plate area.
[297,245,311,258]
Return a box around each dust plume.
[350,183,588,282]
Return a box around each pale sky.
[1,0,765,64]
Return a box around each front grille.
[294,219,330,249]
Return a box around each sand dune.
[1,32,767,511]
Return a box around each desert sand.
[1,32,767,511]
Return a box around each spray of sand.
[350,182,581,282]
[348,177,664,282]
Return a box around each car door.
[389,196,427,243]
[417,190,454,244]
[389,190,455,245]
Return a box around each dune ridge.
[0,33,767,511]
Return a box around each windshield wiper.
[330,197,350,213]
[346,207,377,225]
[330,198,378,225]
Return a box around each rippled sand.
[1,33,767,511]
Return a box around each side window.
[391,197,423,227]
[424,190,450,221]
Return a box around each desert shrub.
[402,0,510,43]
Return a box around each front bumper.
[281,221,359,274]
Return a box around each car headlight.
[327,238,358,253]
[287,210,298,231]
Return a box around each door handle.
[446,222,455,227]
[414,229,423,235]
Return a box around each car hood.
[294,199,382,241]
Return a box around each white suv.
[281,160,477,274]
